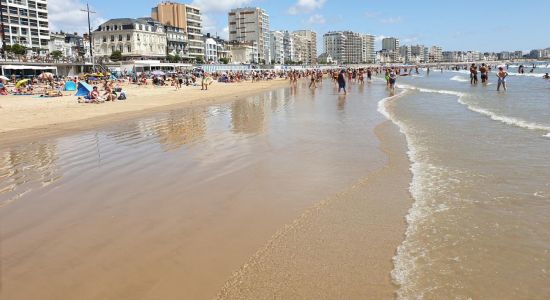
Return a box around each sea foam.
[397,84,550,132]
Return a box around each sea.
[381,63,550,299]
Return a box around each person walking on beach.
[470,64,478,85]
[496,67,508,91]
[309,73,317,89]
[337,70,347,95]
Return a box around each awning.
[1,65,58,70]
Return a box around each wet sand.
[0,81,412,299]
[217,121,412,299]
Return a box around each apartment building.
[269,30,284,64]
[324,31,372,64]
[1,0,50,54]
[228,7,270,64]
[151,2,204,61]
[293,30,317,64]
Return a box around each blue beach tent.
[75,82,93,97]
[64,81,77,91]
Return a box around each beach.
[1,66,549,299]
[0,79,289,146]
[0,78,412,299]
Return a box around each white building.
[324,31,372,64]
[1,0,50,54]
[429,46,443,62]
[204,37,218,62]
[93,18,167,59]
[362,34,375,63]
[228,7,270,64]
[269,31,284,64]
[229,41,258,64]
[293,30,317,65]
[282,31,294,64]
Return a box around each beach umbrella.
[16,79,30,88]
[0,75,9,81]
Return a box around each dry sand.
[0,79,289,147]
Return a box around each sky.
[49,0,550,53]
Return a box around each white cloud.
[307,14,326,25]
[380,16,403,24]
[364,11,380,19]
[48,0,105,34]
[288,0,327,15]
[192,0,254,13]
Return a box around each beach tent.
[64,81,77,91]
[109,74,117,80]
[75,82,93,97]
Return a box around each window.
[110,35,114,42]
[102,36,107,42]
[118,35,122,41]
[127,45,131,53]
[119,45,123,52]
[126,34,130,41]
[111,46,115,53]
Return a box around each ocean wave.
[450,69,545,78]
[544,133,550,138]
[450,75,469,82]
[377,89,440,298]
[397,84,550,132]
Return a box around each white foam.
[398,84,550,132]
[450,75,469,83]
[544,133,550,138]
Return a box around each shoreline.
[0,79,289,148]
[216,120,413,299]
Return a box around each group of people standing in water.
[469,63,509,91]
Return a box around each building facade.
[228,7,270,64]
[382,37,399,51]
[362,34,375,63]
[93,18,167,59]
[293,30,317,65]
[151,2,204,61]
[1,0,50,54]
[269,30,284,64]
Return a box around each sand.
[0,81,412,299]
[216,121,412,299]
[0,79,289,147]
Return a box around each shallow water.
[0,81,392,299]
[384,70,550,299]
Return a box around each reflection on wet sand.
[156,110,207,151]
[0,143,60,207]
[231,96,267,135]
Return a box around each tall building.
[324,31,372,64]
[282,31,294,63]
[1,0,50,54]
[293,30,317,64]
[429,46,443,62]
[151,2,204,61]
[291,33,307,63]
[228,7,270,64]
[269,31,284,64]
[323,31,345,64]
[382,37,399,51]
[362,34,375,63]
[411,45,428,63]
[399,45,412,63]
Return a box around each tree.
[219,57,230,65]
[110,51,122,61]
[173,54,181,63]
[51,50,63,61]
[195,56,204,64]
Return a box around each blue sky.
[50,0,550,52]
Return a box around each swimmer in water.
[496,67,508,91]
[543,73,550,80]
